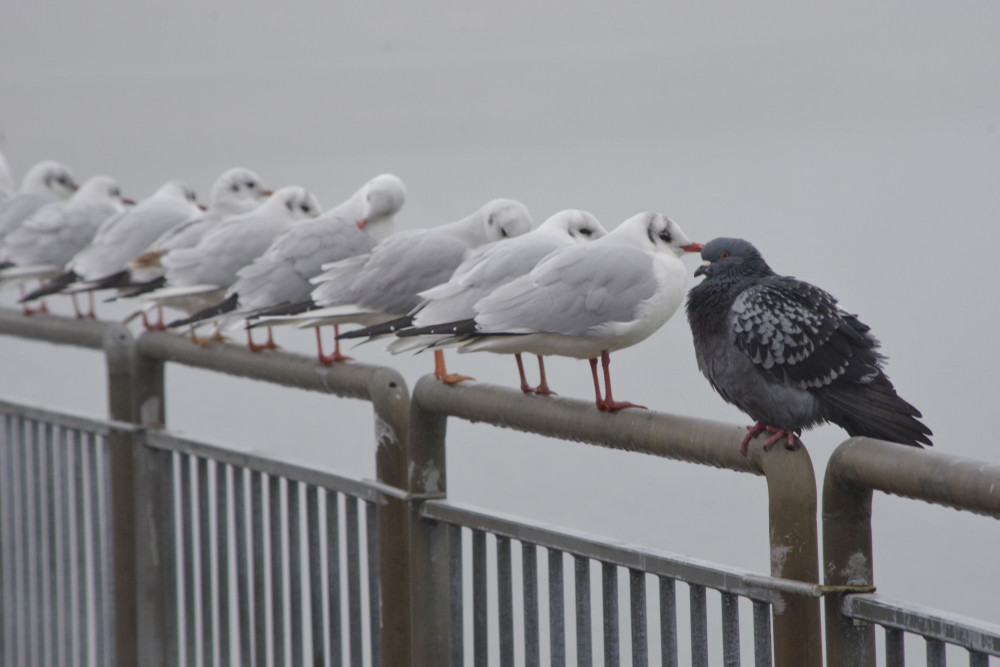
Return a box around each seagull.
[256,198,533,369]
[0,175,129,315]
[432,212,702,410]
[111,167,272,328]
[19,180,201,317]
[154,185,321,345]
[0,160,78,246]
[685,237,933,454]
[361,209,608,394]
[0,149,14,199]
[168,173,405,347]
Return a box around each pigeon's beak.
[357,218,368,229]
[681,242,704,253]
[694,261,710,277]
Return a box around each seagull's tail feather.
[20,270,78,302]
[337,315,415,340]
[821,375,933,448]
[245,299,317,321]
[167,293,239,329]
[396,318,478,337]
[105,276,167,302]
[78,270,131,292]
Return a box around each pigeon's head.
[481,198,533,242]
[540,209,607,243]
[211,167,272,214]
[693,237,771,279]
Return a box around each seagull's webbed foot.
[316,326,352,365]
[246,327,280,353]
[434,349,472,385]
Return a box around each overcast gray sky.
[2,0,999,641]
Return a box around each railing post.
[369,368,412,667]
[747,438,823,667]
[103,324,140,667]
[407,376,451,666]
[105,326,175,667]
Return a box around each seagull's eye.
[500,227,509,238]
[246,181,256,189]
[111,187,121,197]
[578,228,592,237]
[720,251,731,259]
[659,230,672,243]
[300,203,311,213]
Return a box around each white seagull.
[0,160,79,244]
[112,167,272,328]
[154,185,321,345]
[359,209,608,393]
[441,212,702,411]
[0,175,130,315]
[20,180,202,317]
[169,173,405,349]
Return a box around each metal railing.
[823,438,1000,666]
[2,305,999,666]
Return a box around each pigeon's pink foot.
[740,423,800,455]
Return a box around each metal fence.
[1,306,999,666]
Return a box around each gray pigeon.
[685,237,932,454]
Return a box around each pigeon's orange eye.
[720,251,730,259]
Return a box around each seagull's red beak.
[681,242,704,253]
[260,189,274,197]
[198,203,207,211]
[122,197,137,206]
[357,218,368,229]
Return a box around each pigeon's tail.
[337,315,415,340]
[20,270,78,302]
[105,276,167,302]
[167,293,239,329]
[396,319,478,337]
[821,376,933,448]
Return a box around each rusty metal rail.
[823,437,1000,666]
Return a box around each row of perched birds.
[0,152,932,453]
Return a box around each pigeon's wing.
[730,278,878,389]
[474,244,656,336]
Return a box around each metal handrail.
[823,436,1000,665]
[406,374,823,666]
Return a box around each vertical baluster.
[925,637,945,667]
[288,481,303,667]
[198,457,214,667]
[37,424,52,667]
[92,432,111,667]
[472,529,488,667]
[721,593,739,666]
[233,468,253,667]
[180,455,198,666]
[216,463,231,667]
[251,471,267,666]
[884,627,904,667]
[751,601,772,667]
[25,420,39,667]
[0,414,12,667]
[522,543,540,667]
[345,495,362,667]
[689,584,708,667]
[449,524,464,667]
[659,577,678,667]
[629,569,647,667]
[497,536,514,667]
[365,501,381,667]
[575,555,592,667]
[306,487,323,667]
[71,428,88,667]
[548,549,565,666]
[270,475,285,667]
[326,491,343,667]
[602,562,619,666]
[969,650,989,667]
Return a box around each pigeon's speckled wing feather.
[730,277,878,390]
